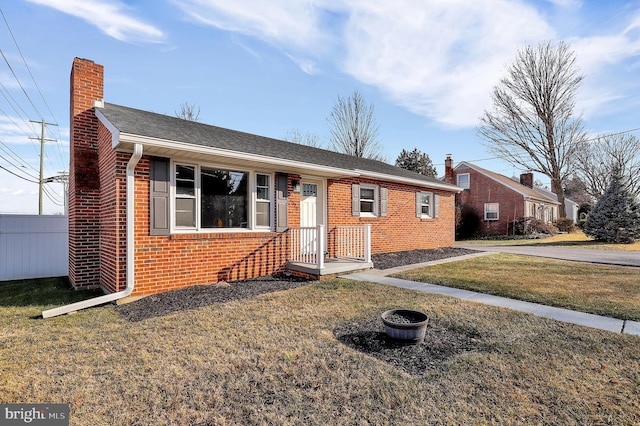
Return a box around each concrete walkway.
[341,252,640,337]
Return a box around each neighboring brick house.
[45,57,461,317]
[443,156,560,236]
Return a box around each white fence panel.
[0,215,68,281]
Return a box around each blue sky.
[1,0,640,214]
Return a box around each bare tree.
[284,128,324,148]
[478,41,587,217]
[176,102,201,121]
[327,90,385,161]
[573,133,640,199]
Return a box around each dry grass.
[395,253,640,321]
[462,231,640,250]
[1,278,640,425]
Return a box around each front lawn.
[1,276,639,424]
[394,253,640,321]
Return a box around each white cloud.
[169,0,640,128]
[26,0,165,43]
[340,0,554,127]
[171,0,328,50]
[569,13,640,119]
[545,0,581,8]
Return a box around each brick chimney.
[520,171,533,188]
[69,58,104,289]
[444,154,454,184]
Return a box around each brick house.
[443,156,560,236]
[43,58,461,317]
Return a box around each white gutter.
[42,144,143,318]
[354,169,463,193]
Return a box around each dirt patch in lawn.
[371,247,479,270]
[334,316,484,376]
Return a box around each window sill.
[169,229,277,240]
[359,213,378,219]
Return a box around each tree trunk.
[551,178,566,218]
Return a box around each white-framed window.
[173,162,272,231]
[484,203,499,221]
[457,173,470,189]
[255,174,271,228]
[175,164,196,227]
[360,184,378,216]
[418,191,432,218]
[351,183,388,217]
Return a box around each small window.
[420,192,431,216]
[485,203,499,221]
[303,183,317,197]
[256,174,271,227]
[352,184,384,217]
[360,187,376,214]
[457,173,470,189]
[417,191,433,218]
[175,165,195,227]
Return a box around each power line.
[434,127,640,167]
[585,127,640,142]
[0,47,43,120]
[0,162,39,183]
[0,139,38,173]
[0,8,66,167]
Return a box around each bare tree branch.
[284,129,324,148]
[478,41,587,217]
[327,90,385,161]
[176,102,201,122]
[573,133,640,199]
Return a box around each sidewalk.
[341,253,640,337]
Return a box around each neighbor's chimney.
[520,171,533,188]
[69,58,104,289]
[444,154,454,184]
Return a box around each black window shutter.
[150,157,170,236]
[276,173,288,232]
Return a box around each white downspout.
[42,144,143,318]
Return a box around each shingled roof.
[98,102,459,191]
[455,161,559,204]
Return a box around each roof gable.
[454,161,559,204]
[98,103,459,192]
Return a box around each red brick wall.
[455,166,524,235]
[97,122,128,293]
[327,177,455,253]
[69,58,103,289]
[129,163,289,295]
[70,58,458,297]
[104,168,456,296]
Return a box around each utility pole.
[30,119,57,215]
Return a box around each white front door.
[300,180,324,255]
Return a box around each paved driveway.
[456,244,640,267]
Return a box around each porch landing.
[287,258,373,280]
